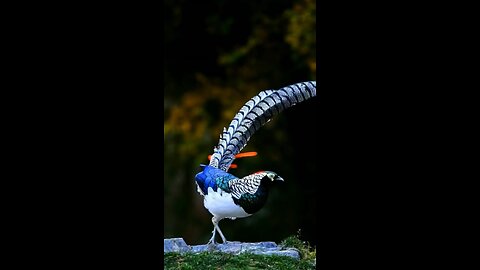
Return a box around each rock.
[252,249,301,260]
[164,238,190,253]
[164,238,300,260]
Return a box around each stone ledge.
[164,238,300,260]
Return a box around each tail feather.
[209,81,317,171]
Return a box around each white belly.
[204,187,251,220]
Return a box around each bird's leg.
[214,224,228,244]
[207,220,217,245]
[212,216,228,244]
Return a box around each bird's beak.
[276,176,284,181]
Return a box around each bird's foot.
[206,240,218,251]
[206,239,216,245]
[207,234,217,246]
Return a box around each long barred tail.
[209,81,317,171]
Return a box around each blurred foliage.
[164,0,316,247]
[285,0,316,73]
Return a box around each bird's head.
[264,171,284,182]
[254,171,284,186]
[251,171,284,192]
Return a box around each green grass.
[164,233,316,270]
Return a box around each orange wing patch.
[207,151,257,169]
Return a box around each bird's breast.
[203,187,251,220]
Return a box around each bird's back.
[195,165,237,196]
[229,172,276,214]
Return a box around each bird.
[194,81,317,244]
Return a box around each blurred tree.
[164,0,316,246]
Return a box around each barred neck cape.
[209,81,317,172]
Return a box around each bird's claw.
[206,240,218,251]
[207,235,217,246]
[207,239,215,245]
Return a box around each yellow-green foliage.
[285,0,316,74]
[165,74,267,158]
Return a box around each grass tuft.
[279,230,316,262]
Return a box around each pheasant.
[195,81,317,244]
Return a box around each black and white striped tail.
[209,81,317,171]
